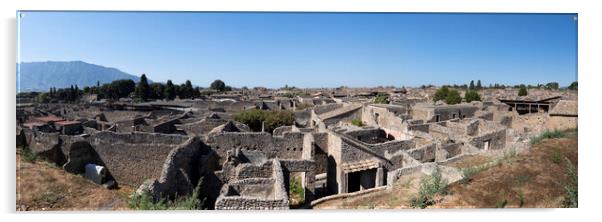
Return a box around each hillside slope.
[17,61,142,92]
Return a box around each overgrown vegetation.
[128,180,205,210]
[410,167,448,209]
[529,129,567,145]
[464,90,481,103]
[351,119,364,127]
[445,90,462,105]
[289,176,305,207]
[551,148,563,164]
[233,109,295,133]
[562,157,578,208]
[459,165,488,184]
[433,87,462,105]
[373,92,389,104]
[21,145,38,163]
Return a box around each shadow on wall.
[63,141,117,187]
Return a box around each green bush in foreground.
[563,157,578,208]
[411,167,448,209]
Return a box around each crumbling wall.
[313,103,344,115]
[22,129,67,165]
[236,161,274,179]
[205,132,305,163]
[469,128,506,150]
[177,118,228,136]
[312,132,329,175]
[87,132,190,187]
[141,137,215,200]
[215,160,289,210]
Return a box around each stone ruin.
[16,88,577,210]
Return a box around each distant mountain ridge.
[17,61,146,92]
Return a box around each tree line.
[35,74,232,103]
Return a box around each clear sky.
[17,12,578,88]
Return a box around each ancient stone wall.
[205,132,305,164]
[236,161,274,179]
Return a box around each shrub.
[562,157,578,208]
[460,165,487,184]
[445,89,462,105]
[233,109,295,133]
[464,90,481,102]
[410,167,448,209]
[568,81,578,90]
[21,146,38,163]
[129,179,205,210]
[289,176,305,205]
[551,148,563,164]
[373,93,389,104]
[496,198,508,208]
[433,87,450,102]
[518,85,528,96]
[351,119,363,127]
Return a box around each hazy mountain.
[17,61,147,92]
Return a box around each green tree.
[112,79,136,98]
[469,80,475,90]
[164,80,176,100]
[445,89,462,105]
[433,87,450,102]
[233,109,294,133]
[518,84,528,96]
[545,82,560,90]
[150,83,165,100]
[184,80,195,98]
[464,90,481,102]
[568,81,578,90]
[476,80,482,90]
[36,93,50,103]
[210,79,226,92]
[373,92,389,104]
[135,74,151,101]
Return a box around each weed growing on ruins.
[562,157,578,208]
[410,167,448,209]
[351,119,364,127]
[289,176,305,206]
[129,181,205,210]
[530,129,566,145]
[21,146,38,163]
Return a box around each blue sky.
[17,12,578,88]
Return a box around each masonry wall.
[205,132,305,165]
[362,105,410,140]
